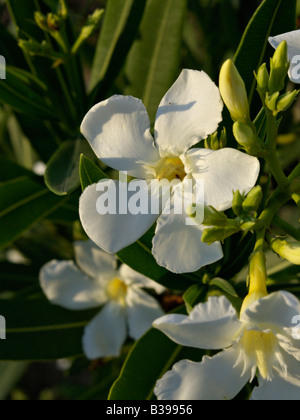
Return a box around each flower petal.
[126,287,164,340]
[79,181,158,253]
[74,240,117,280]
[152,189,223,273]
[39,260,107,310]
[252,353,300,400]
[153,296,242,350]
[269,30,300,84]
[119,264,166,294]
[82,301,127,359]
[154,70,223,157]
[241,291,300,331]
[183,148,260,211]
[155,349,250,400]
[81,95,160,178]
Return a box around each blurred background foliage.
[0,0,299,400]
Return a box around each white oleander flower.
[153,292,300,400]
[40,240,165,360]
[269,30,300,84]
[79,69,260,273]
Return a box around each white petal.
[119,264,166,294]
[252,354,300,400]
[154,70,223,157]
[277,329,300,362]
[155,349,250,400]
[153,296,242,350]
[79,181,158,253]
[81,95,160,178]
[39,260,107,310]
[183,148,260,211]
[241,291,300,330]
[82,301,127,359]
[126,287,164,340]
[74,240,117,280]
[269,30,300,84]
[152,189,223,273]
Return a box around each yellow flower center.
[107,278,127,305]
[240,330,278,380]
[156,158,186,182]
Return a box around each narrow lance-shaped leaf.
[0,299,99,360]
[124,0,187,122]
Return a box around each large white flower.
[269,30,300,84]
[39,240,165,360]
[79,69,260,273]
[153,292,300,400]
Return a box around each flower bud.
[202,206,228,227]
[242,186,263,213]
[265,91,280,112]
[232,190,244,216]
[271,238,300,265]
[47,13,61,31]
[233,121,267,157]
[34,12,48,31]
[268,41,289,94]
[204,127,227,151]
[255,63,270,98]
[240,251,268,314]
[276,90,299,112]
[219,59,250,123]
[201,221,240,245]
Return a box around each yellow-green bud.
[58,0,68,19]
[242,186,263,213]
[265,91,280,112]
[202,224,240,245]
[219,59,250,123]
[268,41,289,94]
[204,128,227,151]
[47,13,61,31]
[233,121,267,157]
[255,63,270,98]
[271,238,300,265]
[34,11,48,31]
[232,190,244,216]
[202,206,228,227]
[276,90,299,112]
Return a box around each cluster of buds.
[256,41,299,115]
[204,127,227,150]
[219,59,266,157]
[190,186,264,245]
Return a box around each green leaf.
[234,0,296,104]
[7,0,43,41]
[79,154,108,190]
[0,156,32,182]
[0,299,99,360]
[0,262,39,293]
[183,284,207,313]
[45,140,95,196]
[124,0,187,122]
[0,66,59,120]
[0,176,67,250]
[0,362,29,400]
[89,0,147,98]
[109,306,206,400]
[209,277,238,298]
